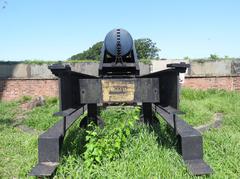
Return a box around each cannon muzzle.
[104,28,133,57]
[99,28,139,76]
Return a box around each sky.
[0,0,240,61]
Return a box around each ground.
[0,88,240,178]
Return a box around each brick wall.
[183,76,240,91]
[0,76,240,101]
[0,79,58,101]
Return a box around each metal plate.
[79,79,101,103]
[102,79,135,103]
[79,78,160,104]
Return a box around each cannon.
[99,28,139,76]
[29,28,213,177]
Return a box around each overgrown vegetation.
[23,59,58,65]
[1,56,239,65]
[0,89,240,178]
[24,59,152,65]
[23,59,99,65]
[192,57,239,63]
[83,107,140,168]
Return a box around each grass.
[0,100,37,178]
[23,97,59,131]
[0,88,240,178]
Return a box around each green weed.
[83,107,140,168]
[17,95,32,103]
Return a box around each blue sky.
[0,0,240,61]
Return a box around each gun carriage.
[30,29,213,177]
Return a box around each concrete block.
[231,59,240,74]
[190,60,232,76]
[13,64,29,78]
[68,62,99,76]
[139,63,150,75]
[0,64,28,78]
[31,64,55,78]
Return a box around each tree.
[69,38,160,60]
[209,54,219,60]
[70,41,103,60]
[184,56,190,60]
[134,38,160,59]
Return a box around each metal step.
[185,159,213,175]
[29,162,59,177]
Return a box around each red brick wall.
[183,76,240,91]
[0,79,58,101]
[0,76,240,101]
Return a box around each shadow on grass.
[133,114,179,154]
[61,120,87,156]
[149,116,178,151]
[0,118,14,126]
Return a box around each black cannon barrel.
[104,28,133,57]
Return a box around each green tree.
[209,54,219,60]
[70,41,103,60]
[134,38,160,59]
[70,38,160,60]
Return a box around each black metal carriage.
[30,29,213,177]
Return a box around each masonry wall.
[1,76,240,101]
[0,60,240,101]
[0,79,58,101]
[184,76,240,91]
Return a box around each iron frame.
[29,62,213,177]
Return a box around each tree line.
[70,38,160,61]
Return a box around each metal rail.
[29,105,87,176]
[153,104,213,175]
